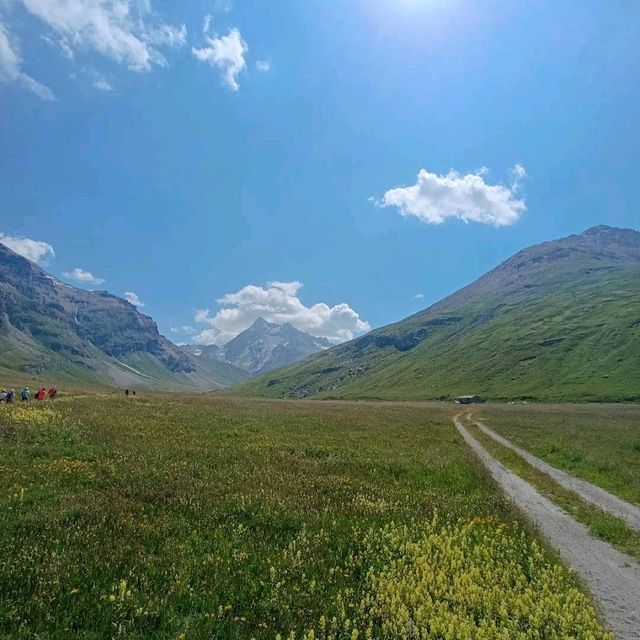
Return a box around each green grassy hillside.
[235,226,640,402]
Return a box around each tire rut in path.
[454,414,640,640]
[471,415,640,532]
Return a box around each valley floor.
[1,394,637,638]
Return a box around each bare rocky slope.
[183,318,330,376]
[0,243,246,390]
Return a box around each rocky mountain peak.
[183,317,331,376]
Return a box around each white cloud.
[192,27,247,91]
[201,0,232,35]
[191,328,219,345]
[0,233,55,263]
[194,308,211,323]
[256,59,269,72]
[146,23,187,48]
[41,33,74,59]
[124,291,144,307]
[92,77,112,91]
[170,325,195,333]
[380,165,527,227]
[63,267,105,284]
[213,0,232,13]
[413,293,424,299]
[18,0,186,72]
[58,36,74,59]
[192,280,370,345]
[512,163,527,180]
[0,21,55,100]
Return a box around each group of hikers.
[0,386,57,403]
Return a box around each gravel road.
[454,414,640,640]
[471,415,640,531]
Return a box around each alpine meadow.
[1,1,640,639]
[0,395,623,639]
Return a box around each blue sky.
[1,0,639,344]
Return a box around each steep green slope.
[235,226,640,402]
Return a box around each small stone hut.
[455,395,486,404]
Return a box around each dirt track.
[471,415,640,531]
[454,414,640,640]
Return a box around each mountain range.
[182,317,331,375]
[0,242,333,389]
[2,225,638,400]
[235,225,640,402]
[0,242,248,390]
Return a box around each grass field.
[475,404,640,506]
[0,395,615,639]
[462,414,640,563]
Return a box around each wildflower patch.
[288,518,612,639]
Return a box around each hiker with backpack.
[21,387,30,402]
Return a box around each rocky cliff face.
[0,242,203,385]
[183,317,331,375]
